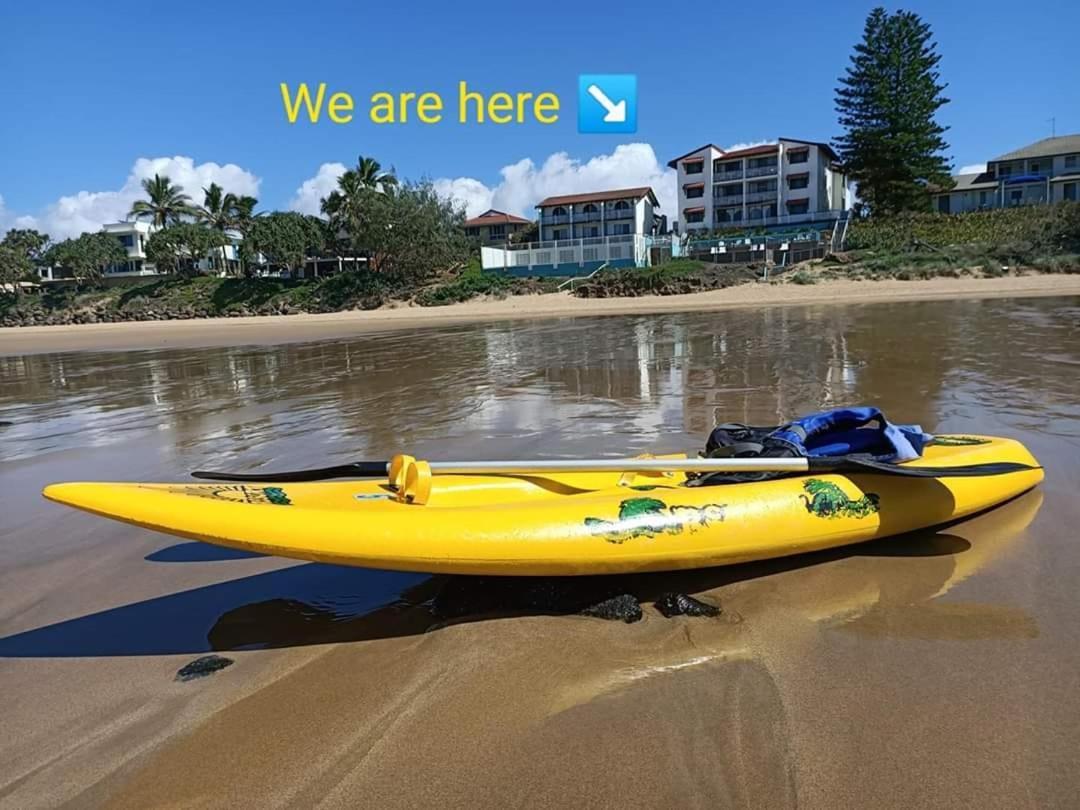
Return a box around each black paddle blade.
[190,461,388,482]
[811,456,1042,478]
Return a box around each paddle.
[190,455,1039,483]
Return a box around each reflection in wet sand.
[1,296,1079,807]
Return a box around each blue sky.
[1,0,1077,237]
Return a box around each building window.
[788,149,809,164]
[1066,155,1078,169]
[685,185,704,199]
[614,223,632,235]
[116,234,134,248]
[788,175,809,190]
[978,191,988,207]
[1065,183,1077,201]
[998,164,1012,178]
[465,227,479,237]
[1030,162,1040,174]
[489,225,506,239]
[611,200,631,217]
[552,229,565,240]
[552,206,567,216]
[938,195,950,213]
[787,199,810,215]
[684,210,705,224]
[584,226,599,237]
[1009,189,1023,205]
[683,160,704,175]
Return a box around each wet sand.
[2,299,1080,808]
[3,273,1080,356]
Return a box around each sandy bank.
[3,273,1080,356]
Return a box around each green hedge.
[846,203,1080,252]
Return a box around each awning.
[1003,174,1047,185]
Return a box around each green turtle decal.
[584,497,726,545]
[800,479,879,519]
[931,435,990,446]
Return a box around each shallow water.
[2,297,1079,807]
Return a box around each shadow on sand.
[0,530,976,659]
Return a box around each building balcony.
[576,211,602,222]
[713,196,743,207]
[606,208,634,219]
[746,164,778,178]
[540,214,570,225]
[745,190,777,203]
[714,169,744,181]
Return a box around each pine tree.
[834,8,952,215]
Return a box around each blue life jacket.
[694,406,932,486]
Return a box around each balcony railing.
[745,190,777,203]
[714,168,744,181]
[540,214,570,225]
[746,164,778,177]
[606,208,634,219]
[713,196,743,206]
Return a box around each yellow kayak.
[42,435,1042,576]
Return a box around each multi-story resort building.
[668,139,848,232]
[463,209,533,244]
[932,134,1080,214]
[536,187,660,242]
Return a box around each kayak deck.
[43,435,1043,575]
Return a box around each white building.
[669,139,848,232]
[38,220,247,281]
[536,187,660,242]
[101,220,158,276]
[933,134,1080,214]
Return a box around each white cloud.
[431,143,678,220]
[287,162,348,215]
[5,157,261,241]
[0,194,39,235]
[958,163,987,176]
[723,140,775,152]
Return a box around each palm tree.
[355,155,397,189]
[196,182,238,232]
[230,195,260,276]
[128,174,195,227]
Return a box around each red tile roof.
[666,144,725,168]
[536,187,659,208]
[780,137,840,161]
[463,209,532,227]
[717,144,779,160]
[669,138,840,168]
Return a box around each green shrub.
[846,203,1080,253]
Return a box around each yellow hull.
[42,436,1042,576]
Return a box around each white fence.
[481,234,649,272]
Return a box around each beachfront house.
[669,139,848,232]
[463,209,533,244]
[933,134,1080,214]
[478,187,661,276]
[37,220,246,282]
[536,187,660,242]
[37,220,160,282]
